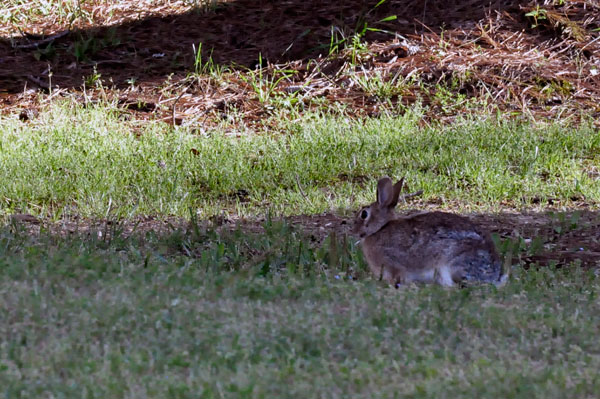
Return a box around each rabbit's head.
[353,177,404,239]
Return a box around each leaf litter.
[1,0,598,127]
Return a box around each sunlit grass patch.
[1,101,599,218]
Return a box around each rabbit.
[352,177,508,287]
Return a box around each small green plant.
[433,83,467,113]
[327,26,346,56]
[72,35,99,62]
[240,55,296,105]
[72,29,121,63]
[324,0,396,58]
[101,27,121,47]
[355,0,397,38]
[351,68,412,100]
[33,42,56,61]
[192,42,219,76]
[84,67,102,87]
[126,77,137,90]
[348,34,370,65]
[439,25,449,51]
[525,6,548,28]
[548,211,581,235]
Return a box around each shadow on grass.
[4,209,600,276]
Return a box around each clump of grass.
[1,0,92,33]
[1,220,599,398]
[0,100,598,218]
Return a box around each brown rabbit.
[353,177,507,287]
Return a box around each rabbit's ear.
[376,177,394,206]
[388,178,405,208]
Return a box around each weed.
[33,43,56,61]
[327,25,346,56]
[192,42,220,76]
[84,67,102,87]
[525,6,548,28]
[240,55,296,105]
[71,29,122,63]
[324,0,396,58]
[351,67,412,100]
[72,34,99,62]
[548,210,581,235]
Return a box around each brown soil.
[9,209,600,268]
[2,0,600,127]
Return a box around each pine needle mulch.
[1,0,599,128]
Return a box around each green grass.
[3,3,599,398]
[1,221,599,398]
[1,0,92,29]
[1,101,599,218]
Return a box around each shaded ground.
[2,0,599,127]
[9,209,600,268]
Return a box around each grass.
[1,101,599,219]
[3,2,599,398]
[1,0,91,32]
[1,220,600,398]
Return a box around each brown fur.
[353,177,504,286]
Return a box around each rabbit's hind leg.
[434,265,456,287]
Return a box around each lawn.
[2,1,600,398]
[1,221,600,398]
[1,102,599,218]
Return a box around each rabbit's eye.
[360,209,369,220]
